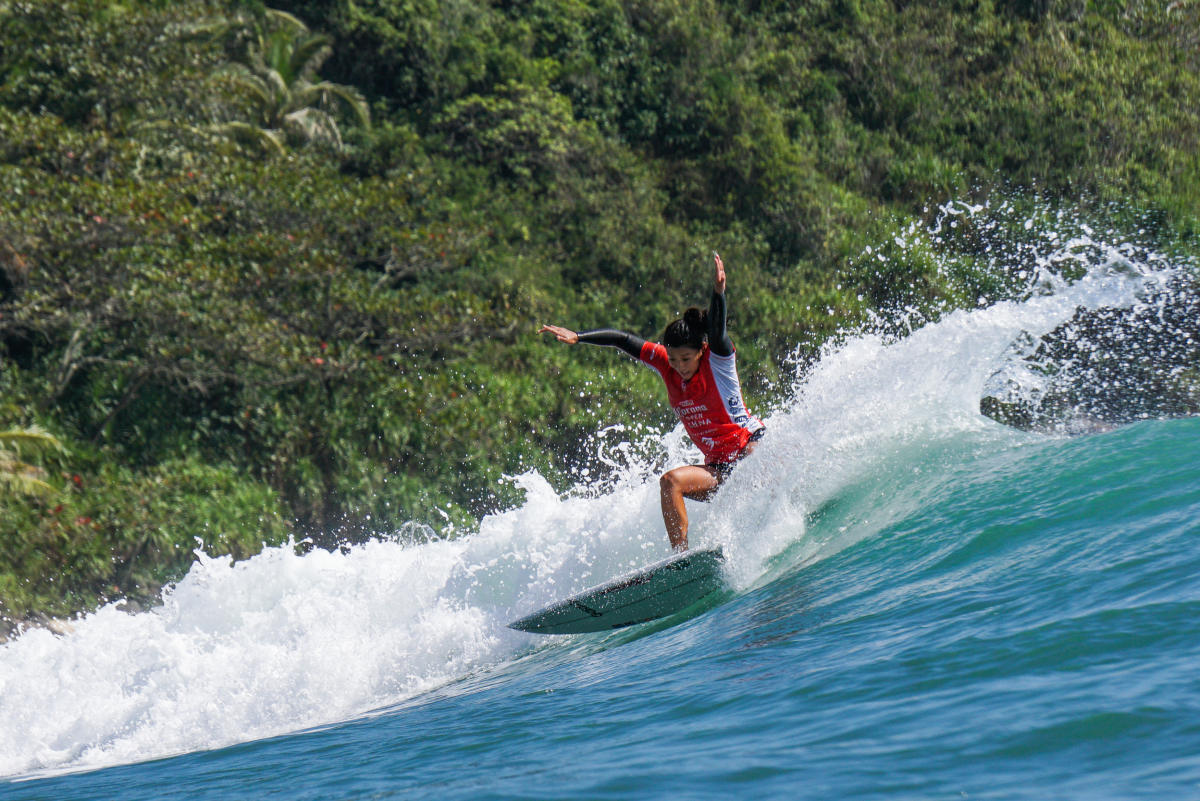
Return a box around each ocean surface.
[2,212,1198,799]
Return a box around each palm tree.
[192,9,370,152]
[0,426,64,499]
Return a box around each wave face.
[2,209,1199,798]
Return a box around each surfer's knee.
[660,469,685,495]
[661,467,719,502]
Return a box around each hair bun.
[662,306,708,348]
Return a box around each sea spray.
[0,465,687,777]
[712,201,1192,585]
[1,204,1191,779]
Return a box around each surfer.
[540,253,764,551]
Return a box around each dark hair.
[662,307,707,349]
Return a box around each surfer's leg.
[659,465,720,551]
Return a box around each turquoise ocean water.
[2,218,1198,799]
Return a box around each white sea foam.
[0,207,1180,778]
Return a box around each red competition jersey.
[638,342,764,464]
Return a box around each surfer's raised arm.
[708,253,733,358]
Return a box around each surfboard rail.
[508,547,726,635]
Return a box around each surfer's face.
[667,346,703,380]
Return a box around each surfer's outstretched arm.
[538,325,647,360]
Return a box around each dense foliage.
[1,0,1197,621]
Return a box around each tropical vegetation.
[0,0,1196,625]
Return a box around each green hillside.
[1,0,1197,620]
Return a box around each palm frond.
[289,34,333,84]
[214,68,273,104]
[210,121,287,154]
[262,28,296,81]
[264,8,310,36]
[0,458,54,499]
[295,82,371,130]
[0,426,65,459]
[262,68,291,104]
[0,427,62,499]
[174,17,240,43]
[283,108,342,148]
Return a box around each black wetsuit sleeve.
[708,291,734,357]
[576,329,647,360]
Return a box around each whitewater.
[2,208,1198,799]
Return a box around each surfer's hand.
[713,252,726,294]
[539,324,579,345]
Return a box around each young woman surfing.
[540,253,764,551]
